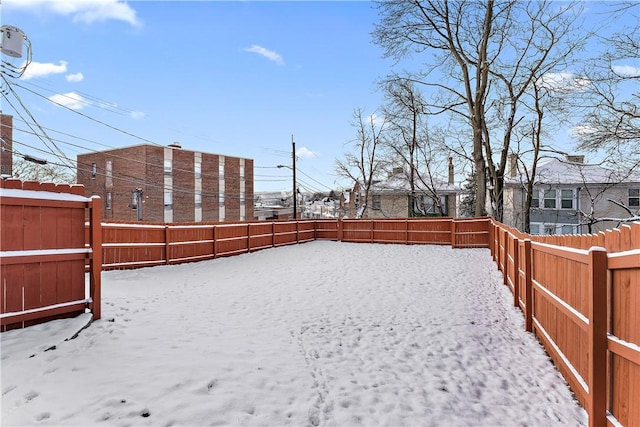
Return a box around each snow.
[1,241,587,426]
[0,188,90,202]
[508,157,632,185]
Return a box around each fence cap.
[0,187,91,202]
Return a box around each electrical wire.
[8,124,289,187]
[2,75,75,169]
[3,74,335,198]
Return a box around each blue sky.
[2,1,391,193]
[2,1,639,193]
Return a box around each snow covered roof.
[508,157,640,186]
[368,171,460,194]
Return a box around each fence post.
[271,222,275,248]
[511,233,519,308]
[296,220,300,244]
[451,219,457,249]
[213,225,218,258]
[337,218,343,242]
[404,219,408,245]
[502,229,508,285]
[247,223,252,252]
[89,196,102,321]
[523,239,533,332]
[587,247,608,427]
[487,219,494,259]
[165,225,171,265]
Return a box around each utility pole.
[292,135,297,220]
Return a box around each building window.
[629,188,640,207]
[195,191,202,208]
[240,164,245,180]
[543,189,556,209]
[240,192,245,206]
[530,222,575,235]
[106,160,113,187]
[529,224,540,235]
[106,192,112,210]
[372,195,381,210]
[219,162,224,181]
[164,191,172,210]
[531,190,540,208]
[91,163,97,179]
[132,191,138,209]
[164,159,172,176]
[561,189,574,209]
[195,162,201,179]
[219,193,225,207]
[440,195,448,215]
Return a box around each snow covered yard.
[1,241,587,426]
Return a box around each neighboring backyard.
[1,241,587,426]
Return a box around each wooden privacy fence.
[92,217,490,270]
[0,179,102,332]
[490,219,640,427]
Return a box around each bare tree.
[373,0,588,220]
[512,67,584,233]
[484,1,587,221]
[373,0,495,217]
[11,154,75,184]
[577,3,640,166]
[336,108,387,218]
[575,166,640,233]
[381,79,451,216]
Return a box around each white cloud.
[612,65,640,77]
[368,113,385,127]
[48,92,87,110]
[4,0,140,26]
[21,61,68,80]
[538,71,591,93]
[571,124,597,137]
[66,72,84,83]
[297,146,317,159]
[243,45,285,65]
[130,111,145,120]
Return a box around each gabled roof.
[368,171,460,194]
[508,157,639,186]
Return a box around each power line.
[11,80,162,146]
[2,75,75,169]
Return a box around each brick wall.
[77,144,253,223]
[201,153,220,221]
[0,114,13,177]
[170,148,192,222]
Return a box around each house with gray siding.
[503,155,640,234]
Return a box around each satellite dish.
[1,26,25,58]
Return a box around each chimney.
[565,154,584,164]
[389,167,404,178]
[508,153,518,178]
[448,157,454,184]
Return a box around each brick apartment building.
[1,114,13,177]
[77,143,253,223]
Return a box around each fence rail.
[91,217,489,270]
[0,179,101,331]
[489,219,640,427]
[3,187,638,427]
